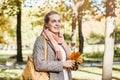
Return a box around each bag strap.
[43,36,48,60]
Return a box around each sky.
[23,0,105,7]
[23,0,44,6]
[23,0,72,7]
[23,0,105,13]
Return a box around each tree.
[102,0,116,79]
[71,0,84,51]
[71,0,94,53]
[16,0,23,63]
[77,0,91,53]
[1,0,25,63]
[78,12,84,53]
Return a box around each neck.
[49,30,59,36]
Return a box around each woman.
[32,11,75,80]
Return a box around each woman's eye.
[51,20,61,23]
[58,20,61,23]
[51,20,56,23]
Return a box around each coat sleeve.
[32,36,63,72]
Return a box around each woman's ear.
[44,24,48,29]
[44,23,48,28]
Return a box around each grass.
[0,50,31,64]
[1,66,120,80]
[0,68,23,80]
[72,66,120,80]
[0,50,120,80]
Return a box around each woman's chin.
[51,31,60,34]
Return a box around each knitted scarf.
[42,29,71,60]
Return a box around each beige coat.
[32,35,72,80]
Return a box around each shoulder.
[36,35,44,42]
[34,35,45,45]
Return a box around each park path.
[0,62,120,80]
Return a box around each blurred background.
[0,0,120,80]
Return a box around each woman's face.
[45,14,61,34]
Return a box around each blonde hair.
[44,11,59,29]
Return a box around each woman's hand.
[62,60,75,68]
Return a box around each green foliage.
[84,51,103,58]
[1,0,25,16]
[86,32,105,44]
[1,0,18,16]
[115,27,120,43]
[27,6,46,27]
[55,1,72,22]
[114,47,120,57]
[63,33,71,43]
[0,16,11,31]
[86,27,120,45]
[83,46,120,61]
[0,9,14,43]
[0,68,22,80]
[0,36,6,43]
[29,1,72,27]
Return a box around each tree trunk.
[102,0,115,79]
[78,14,84,53]
[16,1,23,63]
[71,12,77,51]
[71,0,84,52]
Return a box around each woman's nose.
[56,21,61,26]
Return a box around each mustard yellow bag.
[22,56,49,80]
[22,37,49,80]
